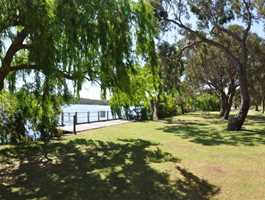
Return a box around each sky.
[79,81,101,100]
[252,22,265,37]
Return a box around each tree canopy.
[0,0,158,94]
[1,0,265,144]
[153,0,265,130]
[0,0,159,143]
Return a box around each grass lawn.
[1,111,265,200]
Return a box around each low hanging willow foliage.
[0,0,159,143]
[0,0,159,95]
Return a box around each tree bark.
[219,109,225,118]
[0,75,4,91]
[219,95,227,118]
[227,64,250,131]
[219,85,235,120]
[255,104,259,112]
[180,103,185,115]
[0,68,9,91]
[223,92,234,120]
[0,30,28,91]
[223,81,236,120]
[220,94,231,120]
[151,99,158,120]
[262,97,265,113]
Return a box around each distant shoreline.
[76,98,108,106]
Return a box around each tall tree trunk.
[0,78,4,91]
[262,97,265,113]
[0,68,7,91]
[219,95,227,118]
[151,98,158,121]
[223,107,230,120]
[0,30,28,91]
[255,104,259,112]
[180,102,185,115]
[222,97,230,120]
[223,92,235,120]
[219,109,225,117]
[219,92,233,120]
[223,82,236,120]
[228,64,250,131]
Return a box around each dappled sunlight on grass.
[0,138,219,200]
[159,111,265,146]
[1,111,265,200]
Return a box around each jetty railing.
[59,111,124,134]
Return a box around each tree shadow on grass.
[165,118,209,126]
[0,139,219,200]
[185,112,221,120]
[159,119,265,146]
[246,114,265,122]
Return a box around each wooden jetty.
[58,111,128,134]
[58,119,129,133]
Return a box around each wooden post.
[61,113,64,126]
[107,111,109,120]
[73,112,77,134]
[98,111,100,121]
[87,112,90,123]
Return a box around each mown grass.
[1,111,265,200]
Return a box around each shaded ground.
[1,111,265,199]
[0,139,219,200]
[160,112,265,146]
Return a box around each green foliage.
[109,65,155,118]
[157,95,178,118]
[186,43,233,91]
[195,93,220,111]
[0,0,160,142]
[0,90,62,144]
[135,0,159,67]
[16,89,63,141]
[0,0,159,94]
[157,42,184,94]
[247,33,265,106]
[110,41,187,119]
[0,91,18,143]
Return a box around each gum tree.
[247,33,265,112]
[154,0,263,130]
[187,44,238,119]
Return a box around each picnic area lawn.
[1,111,265,200]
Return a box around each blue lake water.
[23,104,117,141]
[61,104,116,125]
[62,104,112,113]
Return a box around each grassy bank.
[1,111,265,200]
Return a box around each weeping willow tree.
[0,0,158,94]
[0,0,158,144]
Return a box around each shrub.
[195,94,220,111]
[0,91,19,144]
[0,90,62,144]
